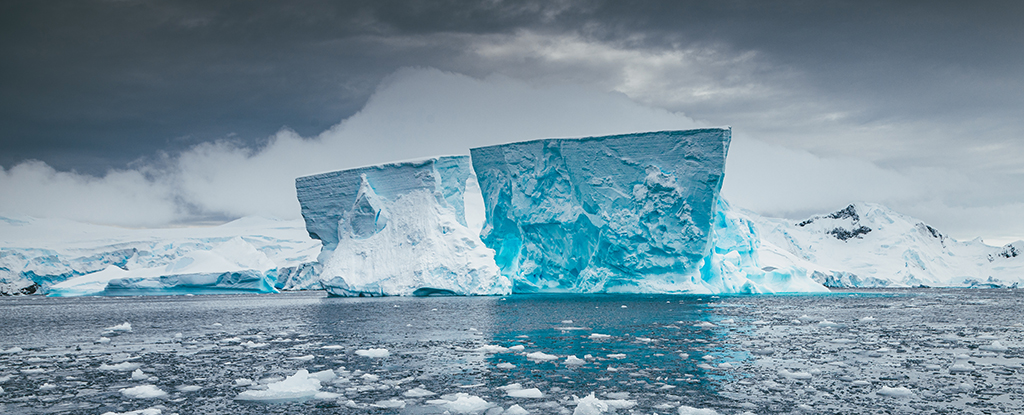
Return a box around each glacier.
[469,128,824,294]
[295,156,510,296]
[0,216,321,296]
[749,202,1024,288]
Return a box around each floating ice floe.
[978,341,1008,352]
[99,362,141,372]
[589,333,612,339]
[526,351,558,361]
[355,348,390,358]
[100,408,163,415]
[235,369,324,402]
[427,393,494,414]
[565,355,586,365]
[572,392,636,415]
[778,369,813,380]
[677,406,721,415]
[105,322,132,332]
[505,404,530,415]
[119,385,168,399]
[877,386,914,397]
[403,387,436,397]
[372,399,406,409]
[475,345,508,353]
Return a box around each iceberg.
[704,199,828,294]
[295,156,509,296]
[470,129,735,293]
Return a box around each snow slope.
[749,203,1024,288]
[0,216,321,296]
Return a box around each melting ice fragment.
[119,384,168,399]
[234,369,322,402]
[295,156,510,296]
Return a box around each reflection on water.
[0,289,1021,414]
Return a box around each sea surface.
[0,289,1021,414]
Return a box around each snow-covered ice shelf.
[0,216,321,296]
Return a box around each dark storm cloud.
[1,0,1023,240]
[3,0,1022,172]
[0,0,563,172]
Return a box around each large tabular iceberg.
[295,156,510,296]
[471,128,758,293]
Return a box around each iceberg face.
[295,156,509,296]
[470,129,732,293]
[704,199,828,294]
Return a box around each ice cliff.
[469,128,823,294]
[295,156,509,296]
[750,203,1024,288]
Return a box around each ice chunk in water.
[354,348,390,358]
[105,322,132,332]
[296,156,509,296]
[235,369,322,402]
[677,406,720,415]
[119,385,168,399]
[877,386,914,397]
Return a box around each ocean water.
[0,289,1021,414]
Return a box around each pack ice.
[295,156,510,296]
[470,128,825,294]
[0,216,321,296]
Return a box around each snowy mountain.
[748,203,1024,288]
[0,216,321,296]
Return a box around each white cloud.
[0,160,179,226]
[1,68,1021,243]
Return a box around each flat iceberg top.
[470,128,732,293]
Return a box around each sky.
[1,0,1022,244]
